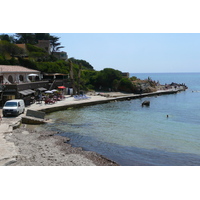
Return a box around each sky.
[52,33,200,73]
[1,1,200,74]
[2,33,200,73]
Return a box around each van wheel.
[22,109,25,114]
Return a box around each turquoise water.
[39,73,200,165]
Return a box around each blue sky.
[2,1,200,73]
[52,33,200,73]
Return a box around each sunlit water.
[36,73,200,166]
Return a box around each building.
[0,65,46,105]
[122,72,130,78]
[0,65,41,84]
[52,51,68,61]
[0,65,71,105]
[35,40,51,54]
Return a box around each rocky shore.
[5,126,119,166]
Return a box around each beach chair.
[83,94,91,99]
[74,95,80,100]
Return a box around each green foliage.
[0,54,9,65]
[112,79,120,91]
[0,40,25,57]
[9,57,19,65]
[0,34,11,42]
[81,70,99,88]
[0,54,19,65]
[15,33,36,44]
[96,68,122,89]
[118,78,134,92]
[26,44,58,62]
[26,44,46,53]
[14,33,64,54]
[35,33,51,41]
[18,57,37,70]
[69,57,94,70]
[50,35,64,53]
[130,76,138,81]
[36,60,69,74]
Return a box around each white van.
[3,99,25,117]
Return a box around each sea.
[37,73,200,166]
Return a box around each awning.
[37,87,47,91]
[19,89,35,96]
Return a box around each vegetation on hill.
[0,33,159,93]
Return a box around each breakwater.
[34,89,182,114]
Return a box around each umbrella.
[45,90,53,94]
[58,86,66,89]
[51,89,58,92]
[28,74,39,76]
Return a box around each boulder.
[142,100,150,106]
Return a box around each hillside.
[0,33,160,93]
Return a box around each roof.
[15,44,27,51]
[19,89,35,96]
[0,65,40,73]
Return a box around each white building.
[0,65,40,84]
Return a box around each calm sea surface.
[38,73,200,166]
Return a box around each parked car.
[3,99,25,117]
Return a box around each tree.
[118,78,134,92]
[77,63,82,94]
[0,34,11,42]
[35,33,50,41]
[49,35,64,54]
[69,57,94,70]
[69,60,76,95]
[96,68,122,89]
[15,33,36,44]
[0,40,25,57]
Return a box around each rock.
[142,100,150,106]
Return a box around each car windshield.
[5,102,17,107]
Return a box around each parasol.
[58,86,66,89]
[28,74,39,76]
[45,90,53,94]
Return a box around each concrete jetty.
[27,89,181,113]
[0,88,184,165]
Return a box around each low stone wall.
[22,116,47,124]
[26,109,45,119]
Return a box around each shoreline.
[0,89,185,166]
[5,126,119,166]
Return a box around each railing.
[4,81,50,91]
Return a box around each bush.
[118,78,134,93]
